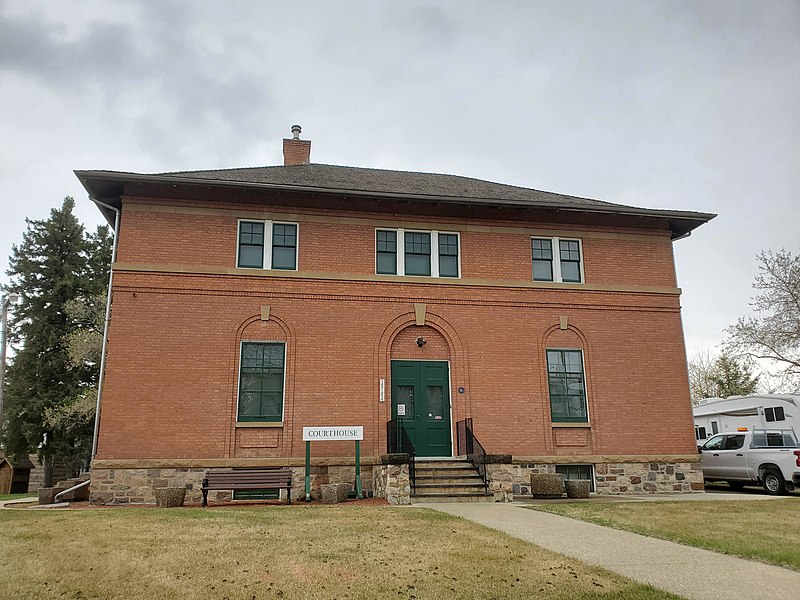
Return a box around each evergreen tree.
[2,198,111,484]
[710,353,760,399]
[688,350,760,403]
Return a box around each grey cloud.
[0,1,273,163]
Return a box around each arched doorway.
[390,325,452,457]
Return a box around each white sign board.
[397,404,406,416]
[303,426,364,441]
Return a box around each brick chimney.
[283,124,311,166]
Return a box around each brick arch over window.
[542,324,587,350]
[226,312,296,458]
[374,310,470,454]
[539,322,596,454]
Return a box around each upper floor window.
[532,237,583,283]
[376,228,460,278]
[237,220,298,270]
[546,349,588,423]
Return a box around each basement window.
[376,228,460,278]
[237,220,298,270]
[555,464,595,492]
[531,237,583,283]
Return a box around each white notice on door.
[397,404,406,416]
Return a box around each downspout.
[90,199,120,461]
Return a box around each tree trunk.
[43,454,54,488]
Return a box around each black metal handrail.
[386,418,416,494]
[456,418,489,494]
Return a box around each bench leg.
[201,478,209,507]
[287,486,291,505]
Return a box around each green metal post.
[305,440,311,502]
[355,440,363,499]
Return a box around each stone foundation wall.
[90,464,375,505]
[91,468,206,504]
[593,462,704,494]
[373,464,410,505]
[486,463,515,502]
[489,461,703,499]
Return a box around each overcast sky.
[1,0,798,366]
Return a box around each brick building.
[76,127,714,504]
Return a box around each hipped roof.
[76,163,715,238]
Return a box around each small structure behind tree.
[0,456,33,494]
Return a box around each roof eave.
[74,170,716,237]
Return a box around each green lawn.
[0,505,680,600]
[530,499,800,570]
[0,493,34,501]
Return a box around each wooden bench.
[201,468,293,506]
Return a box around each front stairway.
[412,457,493,503]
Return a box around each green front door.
[391,360,451,457]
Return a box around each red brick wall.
[115,198,676,288]
[95,195,698,462]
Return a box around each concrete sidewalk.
[429,503,800,600]
[0,496,37,508]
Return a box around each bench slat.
[206,477,291,486]
[201,468,293,503]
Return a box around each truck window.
[750,430,799,448]
[724,435,745,450]
[702,435,724,451]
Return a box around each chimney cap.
[291,124,302,140]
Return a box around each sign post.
[302,426,365,502]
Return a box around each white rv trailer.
[693,394,799,442]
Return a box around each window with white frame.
[376,228,460,278]
[237,220,298,270]
[531,237,583,283]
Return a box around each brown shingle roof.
[158,163,630,211]
[76,163,715,237]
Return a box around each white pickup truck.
[699,428,800,495]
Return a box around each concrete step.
[50,477,91,502]
[414,467,479,478]
[412,493,494,503]
[415,476,485,486]
[412,458,487,502]
[415,460,472,468]
[414,485,488,495]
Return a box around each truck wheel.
[762,470,786,496]
[726,481,745,491]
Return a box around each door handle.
[736,453,744,457]
[713,453,719,457]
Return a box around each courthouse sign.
[302,426,364,442]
